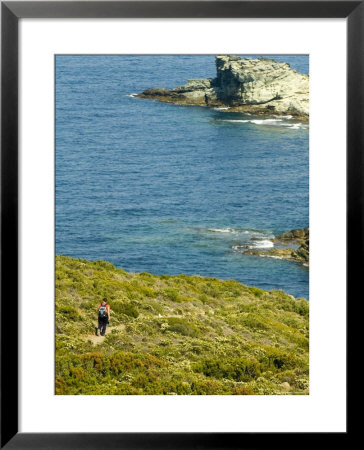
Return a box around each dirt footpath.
[84,324,126,345]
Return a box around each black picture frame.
[1,1,356,448]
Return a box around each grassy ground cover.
[55,255,309,395]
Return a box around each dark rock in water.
[292,238,309,263]
[276,227,309,243]
[140,80,215,106]
[244,247,293,259]
[137,55,309,119]
[141,88,175,97]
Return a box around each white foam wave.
[214,107,230,111]
[207,228,236,233]
[219,118,307,129]
[232,245,244,250]
[220,119,250,123]
[248,239,274,249]
[250,119,283,125]
[232,237,275,251]
[259,255,283,259]
[126,93,138,98]
[207,227,269,235]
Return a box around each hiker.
[96,298,110,336]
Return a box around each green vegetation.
[55,255,309,395]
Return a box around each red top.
[98,302,110,314]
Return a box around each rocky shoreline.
[239,227,309,265]
[136,55,309,120]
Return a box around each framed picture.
[1,1,355,447]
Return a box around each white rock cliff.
[137,55,309,119]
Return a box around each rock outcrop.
[243,227,309,265]
[293,239,309,264]
[275,227,309,243]
[137,55,309,119]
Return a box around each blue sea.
[56,55,309,299]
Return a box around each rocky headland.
[241,227,309,265]
[137,55,309,120]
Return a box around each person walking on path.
[96,298,110,336]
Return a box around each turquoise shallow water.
[56,55,309,299]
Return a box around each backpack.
[98,304,108,319]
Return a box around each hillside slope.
[56,255,309,395]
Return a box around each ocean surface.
[56,55,309,299]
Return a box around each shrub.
[275,297,309,317]
[111,301,139,318]
[136,286,156,298]
[190,379,226,395]
[81,352,105,373]
[249,286,265,297]
[295,378,309,390]
[263,349,304,371]
[109,352,145,376]
[194,358,261,382]
[55,377,69,395]
[92,260,116,270]
[162,288,182,302]
[294,299,309,317]
[241,314,269,330]
[57,305,81,322]
[198,294,209,304]
[167,318,200,337]
[232,385,255,395]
